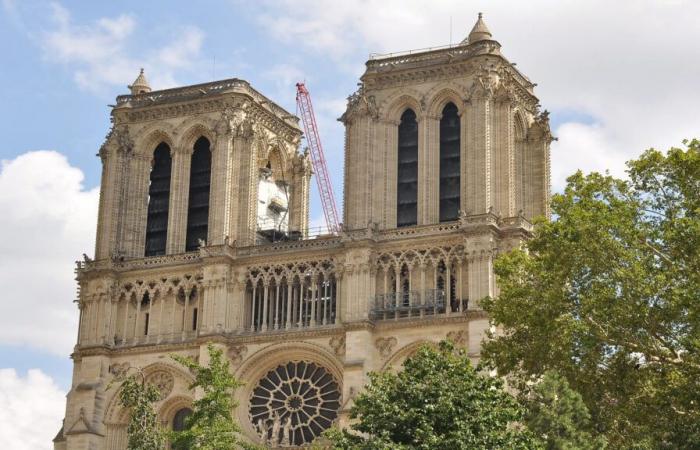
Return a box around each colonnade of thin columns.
[77,289,201,346]
[374,257,466,319]
[248,274,338,332]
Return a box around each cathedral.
[54,14,551,449]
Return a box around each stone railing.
[115,78,298,126]
[370,289,469,321]
[77,251,201,273]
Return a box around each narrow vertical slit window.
[145,143,172,256]
[439,102,460,222]
[192,307,198,331]
[185,137,212,251]
[397,109,418,227]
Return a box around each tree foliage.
[522,371,606,450]
[170,343,257,450]
[482,140,700,448]
[118,373,166,450]
[324,341,541,449]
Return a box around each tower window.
[185,137,212,252]
[397,109,418,227]
[192,307,198,331]
[439,102,460,222]
[145,143,172,256]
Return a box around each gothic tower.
[55,14,551,449]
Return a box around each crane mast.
[295,82,341,234]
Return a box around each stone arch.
[103,361,195,426]
[381,339,438,371]
[426,85,466,117]
[177,120,216,154]
[382,92,424,123]
[514,109,528,141]
[159,395,194,427]
[134,124,177,157]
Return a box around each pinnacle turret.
[462,12,493,44]
[128,68,151,95]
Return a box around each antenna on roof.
[449,15,453,45]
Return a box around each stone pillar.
[492,91,515,217]
[383,119,399,229]
[524,112,553,220]
[94,146,124,260]
[465,234,496,309]
[340,96,376,230]
[166,147,191,254]
[464,87,492,215]
[121,152,151,257]
[420,114,440,225]
[230,129,256,245]
[208,132,232,245]
[288,153,311,236]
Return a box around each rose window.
[249,361,341,447]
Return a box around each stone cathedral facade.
[54,15,551,449]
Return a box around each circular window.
[249,361,341,447]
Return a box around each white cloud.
[254,0,700,192]
[0,151,98,356]
[41,2,205,92]
[0,368,66,450]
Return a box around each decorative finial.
[478,12,483,19]
[463,11,493,44]
[128,68,151,95]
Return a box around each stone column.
[492,91,515,217]
[465,234,496,309]
[288,153,311,236]
[166,147,191,254]
[208,132,232,245]
[384,119,399,229]
[464,87,492,215]
[420,114,440,225]
[229,126,256,245]
[118,151,152,257]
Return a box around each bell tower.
[341,13,551,231]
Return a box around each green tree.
[118,373,166,450]
[482,140,700,448]
[170,343,257,450]
[324,341,541,449]
[522,371,606,450]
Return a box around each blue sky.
[1,1,699,448]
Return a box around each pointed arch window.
[145,143,172,256]
[439,102,460,222]
[397,109,418,227]
[185,137,212,251]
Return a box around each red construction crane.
[295,82,341,234]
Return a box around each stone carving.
[108,362,131,379]
[146,370,174,400]
[375,337,398,358]
[446,330,468,347]
[329,336,346,356]
[228,345,247,365]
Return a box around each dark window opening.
[145,143,172,256]
[192,308,198,331]
[185,137,212,252]
[144,313,149,335]
[439,102,460,222]
[397,109,418,227]
[173,407,192,432]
